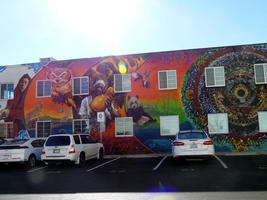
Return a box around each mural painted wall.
[0,43,266,154]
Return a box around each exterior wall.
[0,43,266,154]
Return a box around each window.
[0,83,14,99]
[208,113,229,134]
[114,74,131,93]
[45,136,70,146]
[0,123,14,139]
[158,70,177,90]
[205,66,225,87]
[36,121,51,137]
[258,111,267,132]
[80,134,90,144]
[73,135,81,144]
[31,139,45,148]
[73,119,90,134]
[115,117,133,137]
[73,77,89,95]
[254,63,267,84]
[36,80,51,97]
[160,115,179,136]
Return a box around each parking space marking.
[214,155,228,169]
[153,155,168,171]
[27,166,47,173]
[86,157,121,172]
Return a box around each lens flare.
[119,61,127,74]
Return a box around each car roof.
[179,130,206,134]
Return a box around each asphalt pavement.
[0,155,266,195]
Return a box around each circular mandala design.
[182,46,267,135]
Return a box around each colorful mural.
[0,44,266,154]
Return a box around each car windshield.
[2,139,28,145]
[45,136,70,146]
[178,132,207,140]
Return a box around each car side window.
[31,139,44,147]
[80,135,89,144]
[73,135,81,144]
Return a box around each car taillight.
[42,148,45,154]
[203,140,213,145]
[173,141,184,146]
[69,145,75,154]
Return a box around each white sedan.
[172,130,215,159]
[0,137,46,168]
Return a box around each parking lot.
[0,155,267,194]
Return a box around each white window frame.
[72,76,89,96]
[35,120,51,138]
[0,83,14,100]
[205,66,225,87]
[0,122,13,139]
[158,70,177,90]
[115,117,133,137]
[72,119,90,134]
[160,115,179,136]
[258,111,267,132]
[114,73,132,93]
[36,80,51,97]
[208,113,229,134]
[254,63,267,84]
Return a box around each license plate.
[190,143,197,148]
[53,149,60,153]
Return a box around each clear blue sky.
[0,0,266,65]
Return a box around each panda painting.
[126,95,155,125]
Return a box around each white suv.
[41,134,104,165]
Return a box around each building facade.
[0,43,267,154]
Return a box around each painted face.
[19,78,29,92]
[95,84,105,96]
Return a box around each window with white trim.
[115,117,133,137]
[254,63,267,84]
[258,111,267,132]
[205,66,225,87]
[0,83,14,99]
[208,113,229,134]
[36,121,51,137]
[160,115,179,136]
[0,122,14,139]
[73,77,89,95]
[158,70,177,90]
[73,119,90,134]
[36,80,51,97]
[114,74,131,93]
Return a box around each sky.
[0,0,267,66]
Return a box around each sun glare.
[48,0,141,52]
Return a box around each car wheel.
[98,148,104,160]
[78,152,86,166]
[26,155,36,168]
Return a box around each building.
[0,43,266,154]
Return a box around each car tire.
[26,154,36,168]
[78,152,86,166]
[98,148,104,160]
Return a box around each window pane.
[208,113,229,134]
[7,84,14,99]
[160,116,179,136]
[44,81,51,96]
[73,78,81,95]
[37,81,44,96]
[1,84,6,99]
[159,72,167,89]
[258,112,267,132]
[122,74,131,91]
[81,77,89,94]
[206,68,215,86]
[255,65,265,83]
[115,74,122,92]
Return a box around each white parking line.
[153,155,168,171]
[86,157,121,172]
[214,155,228,169]
[27,166,47,173]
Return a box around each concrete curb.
[104,152,267,158]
